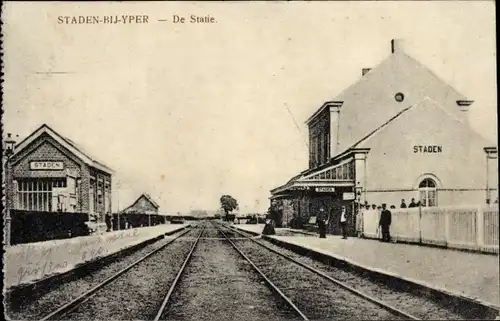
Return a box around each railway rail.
[219,223,419,320]
[38,226,200,321]
[22,220,492,320]
[224,223,500,320]
[213,223,418,321]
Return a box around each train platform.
[4,224,190,289]
[234,224,500,308]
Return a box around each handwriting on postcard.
[14,229,140,284]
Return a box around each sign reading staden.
[413,145,442,153]
[30,161,64,170]
[316,187,335,193]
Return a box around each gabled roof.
[351,97,495,150]
[314,44,470,157]
[120,193,160,213]
[12,124,114,174]
[270,97,494,195]
[141,193,160,208]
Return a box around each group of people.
[355,203,393,242]
[316,206,350,240]
[400,198,421,208]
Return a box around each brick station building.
[5,124,114,217]
[120,193,160,215]
[270,39,498,234]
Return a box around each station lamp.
[4,133,16,156]
[4,133,17,246]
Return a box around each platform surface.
[4,224,189,288]
[235,224,499,306]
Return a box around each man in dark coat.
[317,208,327,238]
[408,198,417,208]
[104,213,112,232]
[379,204,392,242]
[400,199,407,208]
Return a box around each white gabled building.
[270,39,498,235]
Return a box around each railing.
[362,205,499,254]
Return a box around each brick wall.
[6,133,112,214]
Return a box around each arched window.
[418,178,437,207]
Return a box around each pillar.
[329,101,343,157]
[483,147,498,203]
[353,149,370,204]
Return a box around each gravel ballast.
[7,228,198,321]
[163,226,296,321]
[232,226,472,320]
[220,227,400,320]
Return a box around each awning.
[270,158,355,195]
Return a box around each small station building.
[5,124,114,216]
[270,39,498,234]
[120,193,160,215]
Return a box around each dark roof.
[13,124,114,174]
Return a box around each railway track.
[27,220,485,320]
[214,223,417,320]
[37,226,202,321]
[223,223,498,320]
[154,223,298,321]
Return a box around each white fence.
[362,205,499,254]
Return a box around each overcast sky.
[3,1,496,214]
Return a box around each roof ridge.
[349,97,422,149]
[351,97,493,149]
[402,53,468,101]
[13,123,114,174]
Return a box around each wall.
[8,136,85,212]
[364,189,498,210]
[363,98,497,207]
[308,108,330,169]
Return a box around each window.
[395,92,405,102]
[105,183,111,213]
[348,162,355,179]
[89,179,96,214]
[418,178,437,207]
[17,179,66,211]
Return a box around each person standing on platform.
[379,204,392,242]
[400,199,407,208]
[356,205,368,238]
[408,198,417,208]
[317,208,327,238]
[105,213,112,232]
[340,206,348,239]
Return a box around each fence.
[10,210,90,245]
[362,205,499,254]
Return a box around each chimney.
[391,38,405,54]
[456,100,474,112]
[362,68,371,77]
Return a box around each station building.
[270,39,498,234]
[120,193,160,215]
[5,124,114,216]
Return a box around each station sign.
[291,186,309,191]
[316,187,335,193]
[30,161,64,170]
[342,192,356,200]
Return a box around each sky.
[3,1,497,214]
